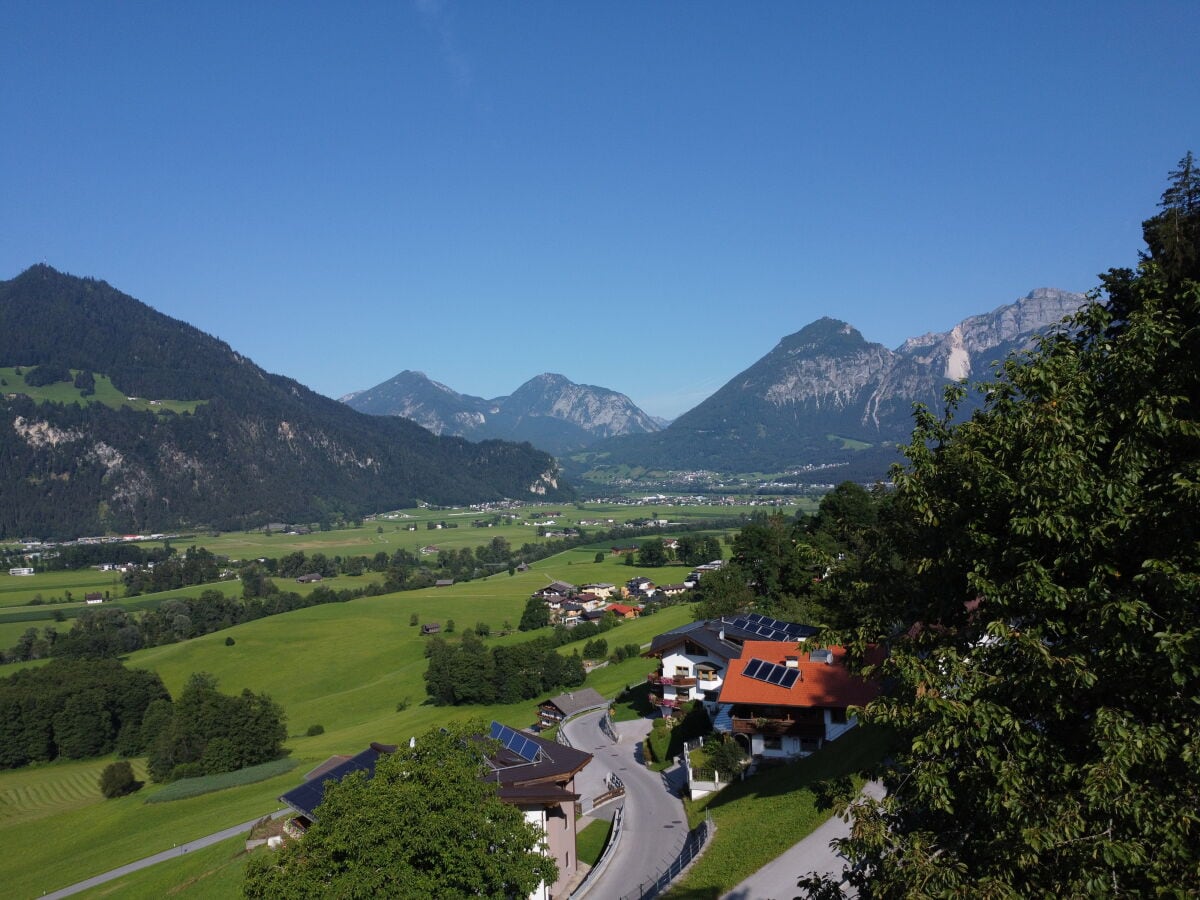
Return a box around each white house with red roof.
[715,641,881,761]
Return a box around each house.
[610,545,639,556]
[420,622,441,635]
[644,614,818,717]
[420,545,440,555]
[8,567,34,576]
[277,726,592,900]
[644,619,743,715]
[84,592,104,604]
[581,582,616,599]
[434,579,454,588]
[536,687,608,728]
[296,573,323,583]
[658,583,689,597]
[575,592,605,611]
[606,603,640,619]
[714,642,882,761]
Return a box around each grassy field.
[0,366,205,414]
[666,726,893,899]
[0,550,692,898]
[0,567,126,608]
[75,834,253,900]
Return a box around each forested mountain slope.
[0,265,569,538]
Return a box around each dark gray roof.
[279,742,396,821]
[648,619,742,661]
[541,688,607,717]
[482,728,592,793]
[647,615,817,661]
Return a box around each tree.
[811,162,1200,897]
[242,722,558,898]
[518,597,549,632]
[692,563,754,620]
[637,538,668,567]
[594,551,605,563]
[98,760,139,798]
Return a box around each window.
[831,708,847,724]
[763,736,783,750]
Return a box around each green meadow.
[0,366,204,414]
[0,549,693,898]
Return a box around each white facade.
[8,567,34,576]
[744,712,860,760]
[654,648,727,712]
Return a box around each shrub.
[99,761,139,798]
[306,724,325,736]
[224,636,235,646]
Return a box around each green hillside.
[0,550,694,898]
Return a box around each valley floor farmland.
[0,551,694,898]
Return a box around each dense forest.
[0,659,285,780]
[0,265,571,539]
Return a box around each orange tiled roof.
[717,641,881,708]
[607,603,638,613]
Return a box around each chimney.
[784,655,799,668]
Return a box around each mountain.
[578,289,1085,478]
[343,371,660,456]
[0,265,570,539]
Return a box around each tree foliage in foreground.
[808,156,1200,896]
[242,722,557,899]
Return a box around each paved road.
[40,809,286,899]
[563,710,689,900]
[721,781,884,900]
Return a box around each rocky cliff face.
[343,371,660,455]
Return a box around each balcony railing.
[731,716,826,739]
[647,672,697,687]
[648,693,681,709]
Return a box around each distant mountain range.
[341,288,1084,481]
[342,371,661,456]
[578,288,1085,477]
[0,265,569,539]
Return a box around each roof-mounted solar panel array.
[489,721,542,763]
[725,613,813,642]
[742,657,800,689]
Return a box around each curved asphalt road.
[563,710,689,900]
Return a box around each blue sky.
[2,2,1196,418]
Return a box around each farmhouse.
[296,573,323,583]
[277,725,592,900]
[420,622,441,635]
[84,592,104,604]
[8,567,34,576]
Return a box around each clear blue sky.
[2,2,1196,418]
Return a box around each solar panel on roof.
[744,657,800,689]
[489,721,541,763]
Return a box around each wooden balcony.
[647,672,697,687]
[648,693,681,709]
[731,716,826,739]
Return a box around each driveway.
[563,710,689,900]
